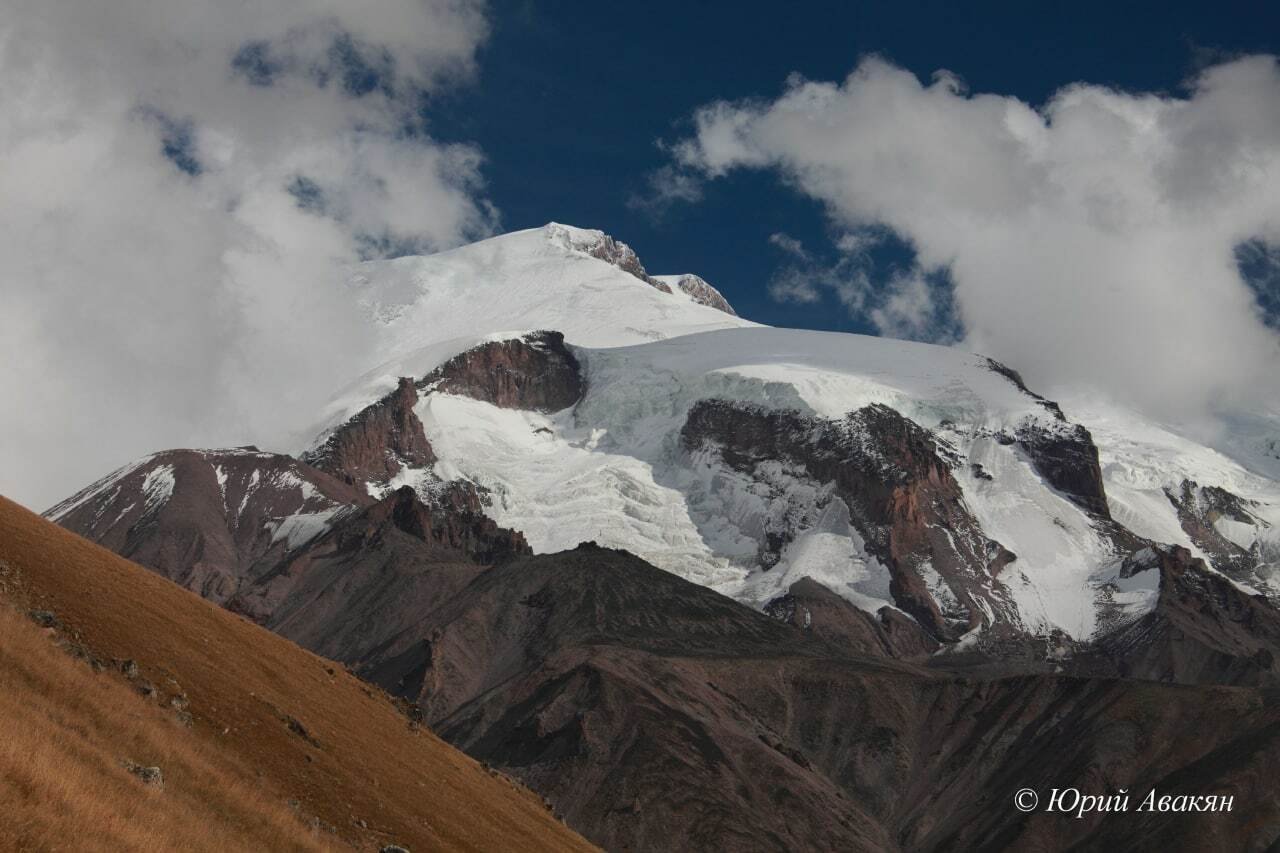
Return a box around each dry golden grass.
[0,603,337,852]
[0,495,596,852]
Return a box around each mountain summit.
[51,223,1280,656]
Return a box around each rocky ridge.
[47,447,369,603]
[683,399,1018,639]
[653,273,739,315]
[421,331,585,413]
[303,377,435,489]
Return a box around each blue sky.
[6,0,1280,510]
[430,0,1280,332]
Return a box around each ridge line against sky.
[2,0,1280,509]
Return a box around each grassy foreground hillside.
[0,495,595,853]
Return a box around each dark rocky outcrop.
[1091,545,1280,687]
[1165,480,1265,582]
[985,357,1066,420]
[28,609,59,629]
[567,228,672,293]
[682,399,1017,639]
[303,378,435,488]
[553,223,738,314]
[981,358,1113,519]
[555,225,741,316]
[343,485,530,566]
[764,578,939,658]
[1013,418,1111,518]
[123,761,164,788]
[665,273,738,316]
[224,485,529,636]
[420,332,584,413]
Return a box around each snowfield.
[301,223,1280,641]
[408,327,1184,637]
[303,223,754,448]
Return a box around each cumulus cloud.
[666,56,1280,428]
[0,1,493,510]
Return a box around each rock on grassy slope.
[0,494,595,853]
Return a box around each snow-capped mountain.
[49,223,1280,660]
[312,223,749,439]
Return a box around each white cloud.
[0,1,493,510]
[668,56,1280,428]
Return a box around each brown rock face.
[46,448,370,604]
[353,545,1280,853]
[303,378,435,488]
[682,399,1017,639]
[224,485,530,633]
[1165,479,1265,583]
[421,331,584,413]
[572,230,673,292]
[668,273,738,316]
[1091,545,1280,686]
[364,485,531,565]
[764,577,940,658]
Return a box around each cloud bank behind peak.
[0,0,493,510]
[662,55,1280,427]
